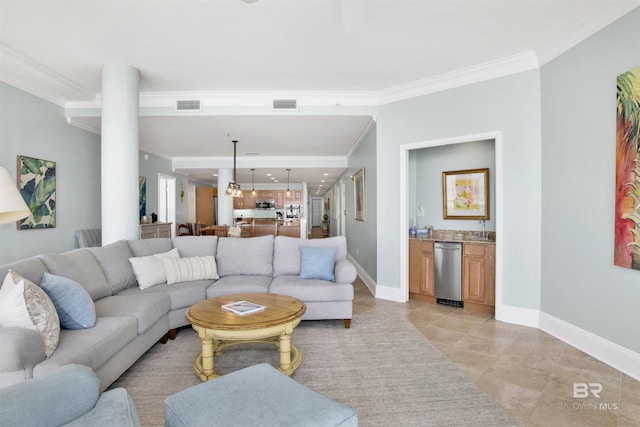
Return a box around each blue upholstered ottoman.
[164,363,357,427]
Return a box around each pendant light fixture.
[286,168,291,197]
[226,140,242,197]
[251,168,257,196]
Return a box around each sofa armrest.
[0,327,46,379]
[334,259,357,284]
[65,387,141,427]
[0,364,100,427]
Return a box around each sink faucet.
[479,220,486,238]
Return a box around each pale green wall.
[139,151,189,226]
[377,70,543,310]
[540,8,640,352]
[0,82,102,264]
[344,124,377,281]
[410,139,496,231]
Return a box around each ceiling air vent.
[176,100,201,111]
[272,99,297,110]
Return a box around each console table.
[140,222,172,239]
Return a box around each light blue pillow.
[298,246,338,282]
[40,272,96,329]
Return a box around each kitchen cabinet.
[233,197,244,209]
[409,239,435,303]
[275,190,284,208]
[462,243,495,313]
[285,190,303,203]
[140,222,172,239]
[244,193,256,209]
[257,190,274,199]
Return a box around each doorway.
[311,198,322,227]
[158,173,176,236]
[399,131,503,319]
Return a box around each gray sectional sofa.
[0,234,356,391]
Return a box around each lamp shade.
[0,166,31,224]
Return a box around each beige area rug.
[110,314,516,426]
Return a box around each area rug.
[110,314,516,426]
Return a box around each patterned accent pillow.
[0,270,60,357]
[162,256,219,284]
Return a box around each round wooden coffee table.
[186,293,306,381]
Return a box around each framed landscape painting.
[442,168,489,220]
[354,167,365,221]
[17,155,56,229]
[614,66,640,271]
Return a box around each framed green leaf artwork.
[17,155,56,229]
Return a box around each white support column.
[101,64,140,244]
[217,168,234,227]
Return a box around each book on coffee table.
[221,300,267,316]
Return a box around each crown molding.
[536,2,640,66]
[0,42,94,105]
[377,50,539,105]
[346,116,377,158]
[66,118,101,135]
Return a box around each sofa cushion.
[162,256,219,284]
[273,236,347,277]
[0,271,60,358]
[94,293,170,334]
[127,238,173,257]
[205,275,272,298]
[0,257,49,286]
[40,249,112,301]
[66,387,141,427]
[269,276,354,302]
[34,316,137,376]
[117,279,210,311]
[216,235,274,277]
[89,240,137,294]
[164,363,357,427]
[40,272,96,330]
[299,246,338,281]
[171,236,218,258]
[129,248,180,290]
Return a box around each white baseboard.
[539,312,640,381]
[496,304,540,328]
[346,254,376,296]
[374,285,406,302]
[343,260,640,381]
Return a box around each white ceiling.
[1,0,637,194]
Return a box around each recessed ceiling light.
[274,180,279,182]
[318,184,323,187]
[266,173,272,176]
[321,180,325,183]
[323,173,329,176]
[213,173,218,177]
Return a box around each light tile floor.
[351,278,640,427]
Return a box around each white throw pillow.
[0,270,60,357]
[129,248,181,290]
[162,256,219,284]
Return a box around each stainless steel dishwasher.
[434,242,463,307]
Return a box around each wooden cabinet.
[257,190,274,199]
[140,222,172,239]
[284,190,303,203]
[244,193,256,209]
[233,197,244,209]
[462,243,495,313]
[409,239,435,303]
[275,191,284,208]
[196,187,216,226]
